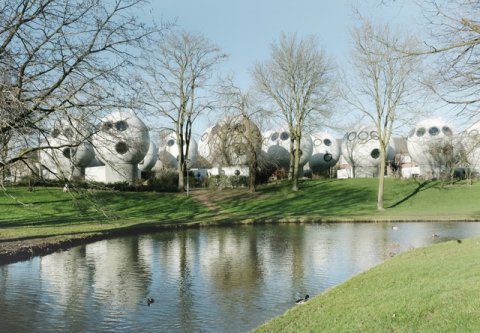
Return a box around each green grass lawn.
[252,237,480,332]
[1,178,480,241]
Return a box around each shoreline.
[2,216,479,266]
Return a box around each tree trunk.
[292,138,301,192]
[377,148,386,210]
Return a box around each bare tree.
[344,20,419,210]
[253,32,333,191]
[139,30,227,192]
[215,78,266,192]
[0,0,157,183]
[417,1,480,120]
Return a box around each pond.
[1,222,480,333]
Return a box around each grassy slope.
[253,238,480,333]
[1,178,480,241]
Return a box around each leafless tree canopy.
[139,30,227,191]
[253,32,334,191]
[346,20,419,209]
[0,0,156,178]
[421,0,480,117]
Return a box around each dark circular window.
[358,131,369,140]
[370,131,378,140]
[115,120,128,131]
[62,148,71,159]
[115,142,128,155]
[324,153,332,162]
[429,126,439,136]
[102,121,113,132]
[347,132,357,141]
[314,139,322,146]
[51,128,61,138]
[416,127,426,137]
[280,131,289,140]
[234,169,240,176]
[370,148,380,159]
[63,127,74,138]
[270,132,279,141]
[323,138,332,146]
[442,126,452,136]
[167,139,175,147]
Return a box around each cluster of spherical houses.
[39,111,480,184]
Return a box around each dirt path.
[190,190,221,212]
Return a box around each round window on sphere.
[51,128,61,138]
[442,126,453,136]
[370,148,380,159]
[63,127,74,138]
[270,132,279,141]
[370,131,379,140]
[358,131,369,140]
[416,127,426,137]
[167,139,175,147]
[115,142,129,155]
[234,169,240,176]
[324,153,333,162]
[347,132,357,141]
[314,139,322,146]
[469,129,479,137]
[102,121,113,132]
[429,126,439,136]
[62,148,71,159]
[323,138,332,146]
[280,131,289,140]
[115,120,128,131]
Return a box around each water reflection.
[1,222,480,333]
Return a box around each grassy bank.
[1,178,480,242]
[252,237,480,332]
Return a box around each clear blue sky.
[148,0,420,90]
[143,0,423,136]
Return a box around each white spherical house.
[309,132,340,174]
[341,127,395,178]
[40,119,95,180]
[138,140,158,172]
[93,111,150,183]
[262,127,313,173]
[406,118,458,177]
[198,116,262,167]
[157,130,198,169]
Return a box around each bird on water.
[147,297,155,306]
[296,295,309,305]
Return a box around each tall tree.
[140,30,227,192]
[345,20,419,210]
[0,0,157,182]
[253,32,333,191]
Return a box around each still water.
[1,222,480,333]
